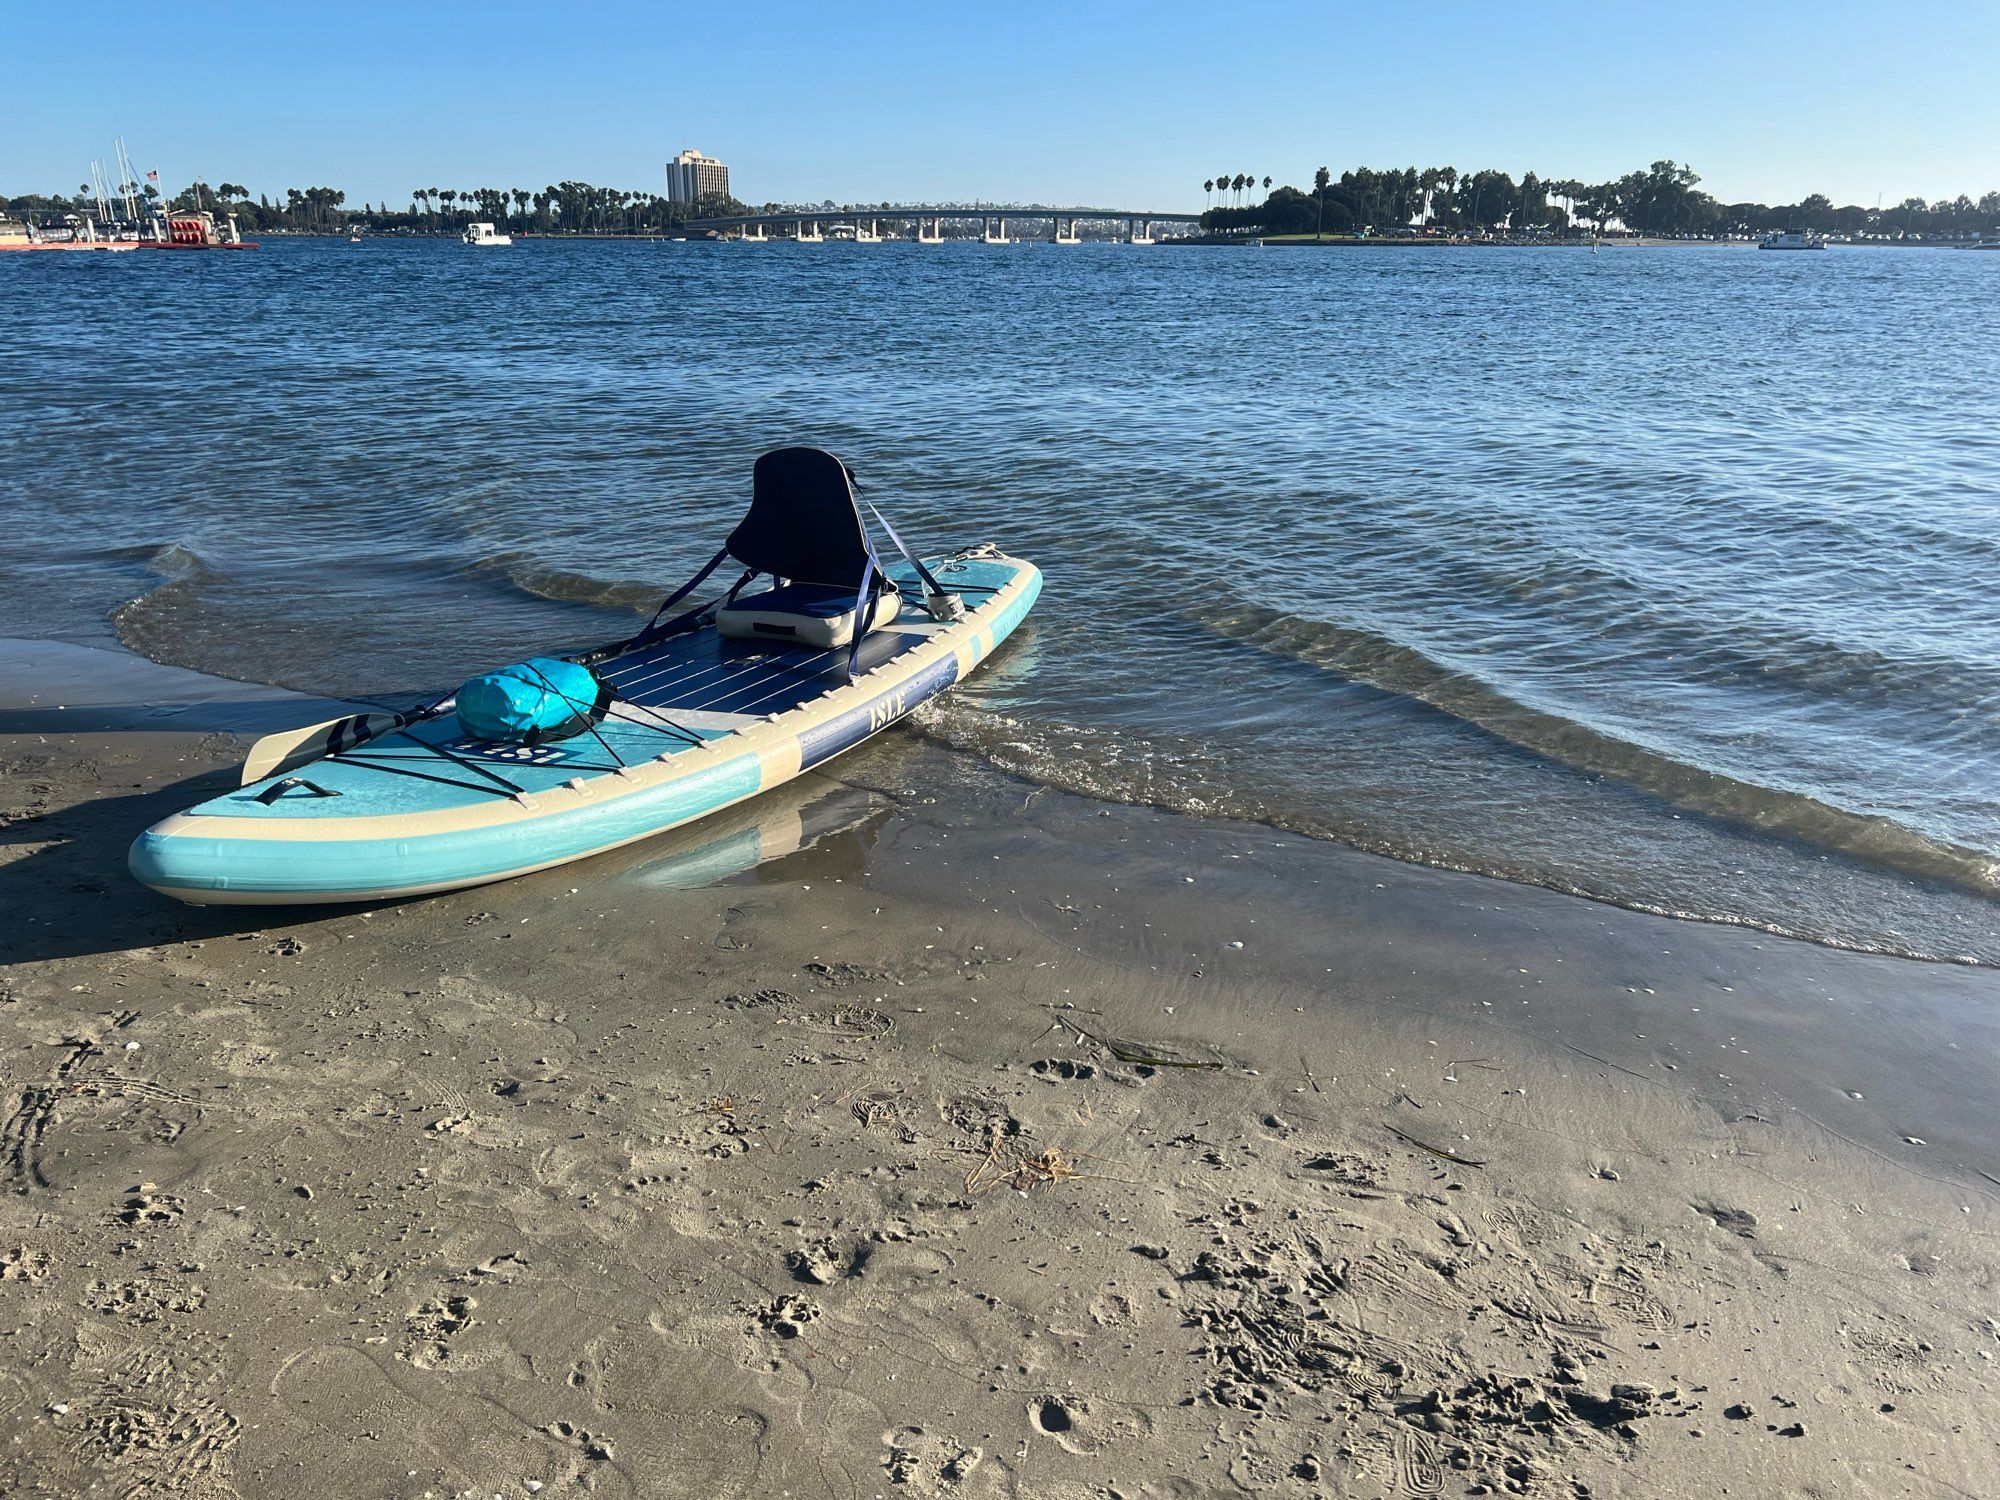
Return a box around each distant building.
[665,149,729,206]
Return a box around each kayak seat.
[716,580,901,650]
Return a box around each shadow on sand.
[0,759,325,964]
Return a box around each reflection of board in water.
[624,778,886,890]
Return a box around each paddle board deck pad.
[130,550,1039,904]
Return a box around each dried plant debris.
[1038,1005,1224,1071]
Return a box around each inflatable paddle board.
[130,449,1040,904]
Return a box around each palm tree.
[1232,172,1246,207]
[1204,178,1214,210]
[1314,166,1331,240]
[1417,168,1440,225]
[1555,179,1585,235]
[1262,175,1272,196]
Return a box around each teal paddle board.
[129,548,1039,904]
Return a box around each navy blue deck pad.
[797,650,961,771]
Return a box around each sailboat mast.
[115,138,140,221]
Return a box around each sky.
[9,1,1999,212]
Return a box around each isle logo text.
[868,690,909,732]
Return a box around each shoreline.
[1,635,1995,1495]
[56,615,2000,970]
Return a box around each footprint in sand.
[1392,1425,1445,1498]
[883,1425,983,1493]
[546,1418,615,1461]
[0,1244,51,1284]
[1025,1394,1147,1456]
[115,1190,185,1229]
[791,1237,872,1285]
[42,1325,242,1499]
[754,1292,821,1339]
[403,1293,476,1368]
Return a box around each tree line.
[12,161,1997,241]
[1200,161,2000,239]
[0,180,754,235]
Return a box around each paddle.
[239,709,428,786]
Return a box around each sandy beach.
[1,637,1995,1499]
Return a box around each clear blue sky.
[10,1,1998,210]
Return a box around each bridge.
[682,206,1202,244]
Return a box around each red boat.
[142,211,259,250]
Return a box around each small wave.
[468,551,665,614]
[910,696,1994,967]
[1187,600,2000,899]
[107,542,223,662]
[106,541,215,583]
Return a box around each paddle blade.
[240,711,407,786]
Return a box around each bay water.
[4,237,1996,961]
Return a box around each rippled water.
[4,238,1997,959]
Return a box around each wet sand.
[1,638,1995,1498]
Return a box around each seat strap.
[632,544,729,641]
[588,559,754,664]
[845,553,882,680]
[855,489,949,601]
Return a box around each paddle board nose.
[130,818,245,904]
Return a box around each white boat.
[463,222,512,247]
[1757,230,1825,251]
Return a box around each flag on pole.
[146,170,158,183]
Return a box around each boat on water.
[0,216,139,253]
[129,447,1042,904]
[463,221,512,247]
[1757,230,1826,251]
[143,209,258,251]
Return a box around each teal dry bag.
[455,657,613,745]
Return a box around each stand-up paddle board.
[129,448,1040,905]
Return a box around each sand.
[1,637,1995,1499]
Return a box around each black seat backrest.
[726,447,875,587]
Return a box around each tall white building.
[665,149,729,206]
